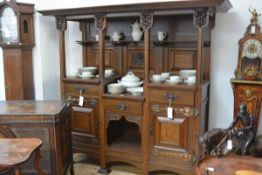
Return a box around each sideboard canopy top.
[38,0,232,19]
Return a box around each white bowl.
[127,87,143,96]
[118,80,143,88]
[121,71,140,82]
[79,66,98,75]
[179,70,196,80]
[107,83,125,94]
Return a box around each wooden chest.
[0,101,73,175]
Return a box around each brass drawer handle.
[116,103,128,111]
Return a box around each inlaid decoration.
[153,148,193,162]
[131,52,144,67]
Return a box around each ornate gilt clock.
[0,0,35,100]
[231,9,262,133]
[235,9,262,80]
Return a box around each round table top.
[196,155,262,175]
[0,138,42,167]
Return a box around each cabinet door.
[71,106,99,144]
[150,113,191,159]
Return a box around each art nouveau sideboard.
[39,1,232,174]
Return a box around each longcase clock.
[231,9,262,132]
[0,0,35,100]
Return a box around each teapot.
[157,31,166,41]
[112,31,121,41]
[131,21,143,41]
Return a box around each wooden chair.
[0,138,46,175]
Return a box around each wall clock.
[235,9,262,80]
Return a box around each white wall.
[0,0,261,132]
[209,0,262,133]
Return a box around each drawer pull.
[164,93,176,106]
[116,103,128,111]
[89,98,98,107]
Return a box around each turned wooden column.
[56,16,67,96]
[140,10,153,175]
[94,13,109,174]
[193,8,210,156]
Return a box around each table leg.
[34,148,46,175]
[15,166,22,175]
[70,165,75,175]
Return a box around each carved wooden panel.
[71,106,97,136]
[152,115,190,153]
[89,47,116,68]
[168,49,196,72]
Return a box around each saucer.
[150,79,163,83]
[78,74,94,79]
[166,79,182,85]
[184,79,195,85]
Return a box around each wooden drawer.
[148,88,195,106]
[65,83,99,96]
[103,98,143,115]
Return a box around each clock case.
[0,0,35,100]
[0,0,34,46]
[235,22,262,80]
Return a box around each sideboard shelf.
[39,1,232,174]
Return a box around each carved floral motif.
[94,13,107,31]
[55,16,67,31]
[140,10,154,30]
[193,8,209,28]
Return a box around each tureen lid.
[121,71,140,82]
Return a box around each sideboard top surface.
[38,0,232,17]
[0,100,68,116]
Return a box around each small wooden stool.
[0,138,46,175]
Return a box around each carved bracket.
[105,112,122,128]
[94,13,107,31]
[193,8,209,28]
[126,115,142,132]
[105,112,142,131]
[55,16,67,31]
[140,10,154,30]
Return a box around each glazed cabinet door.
[71,105,99,145]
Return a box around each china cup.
[169,75,180,83]
[152,74,161,82]
[187,76,196,85]
[161,72,170,80]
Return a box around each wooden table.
[196,155,262,175]
[0,138,46,175]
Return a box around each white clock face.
[0,7,18,42]
[242,39,262,59]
